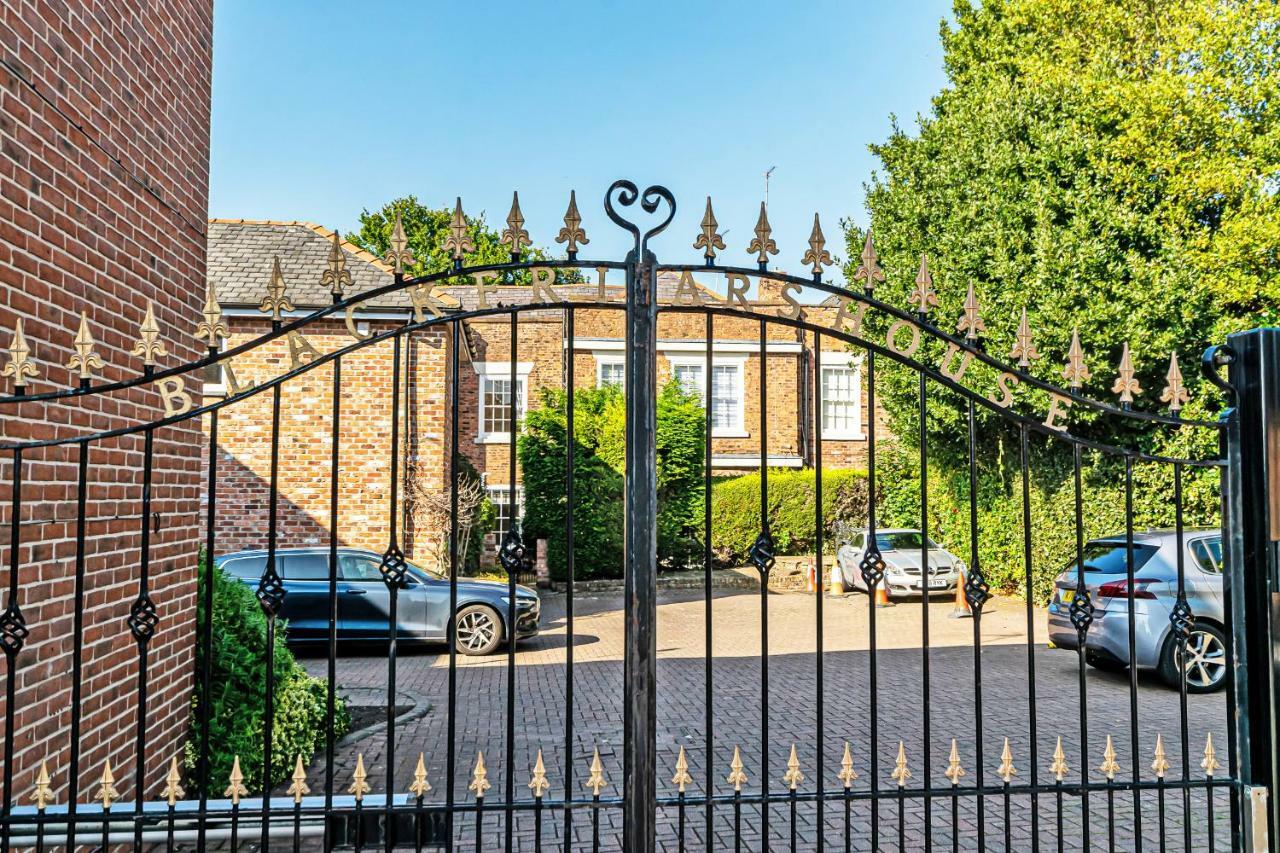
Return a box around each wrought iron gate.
[0,180,1275,850]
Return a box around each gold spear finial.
[162,756,185,806]
[444,197,475,263]
[586,748,608,797]
[853,231,885,293]
[500,192,531,258]
[783,744,804,791]
[1151,734,1170,779]
[258,257,294,322]
[802,214,834,279]
[1160,351,1189,414]
[528,749,550,799]
[957,282,986,342]
[288,755,311,804]
[727,746,747,792]
[97,760,119,810]
[1010,308,1040,368]
[944,739,965,785]
[410,752,431,798]
[671,746,693,794]
[2,319,39,389]
[1201,733,1221,776]
[556,190,589,257]
[196,281,228,350]
[1050,737,1069,782]
[908,254,938,315]
[837,741,858,789]
[997,738,1018,784]
[747,202,779,268]
[1063,327,1091,389]
[891,741,912,787]
[67,312,105,382]
[31,760,53,810]
[1099,735,1120,780]
[468,752,491,798]
[321,230,353,300]
[1112,342,1142,404]
[384,207,415,275]
[349,753,371,801]
[224,755,248,804]
[131,301,168,368]
[693,197,726,263]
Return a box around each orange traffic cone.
[874,583,894,608]
[806,560,816,593]
[950,569,973,619]
[829,565,845,596]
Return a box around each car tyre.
[1159,623,1227,694]
[1085,650,1127,673]
[455,605,504,656]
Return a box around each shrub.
[187,555,348,793]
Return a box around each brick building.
[0,0,212,808]
[204,221,876,567]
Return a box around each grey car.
[1046,530,1225,692]
[835,528,964,599]
[215,547,540,656]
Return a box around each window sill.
[475,434,518,445]
[711,429,749,438]
[822,431,866,441]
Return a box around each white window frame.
[594,353,625,389]
[474,362,533,444]
[665,353,748,437]
[817,352,865,440]
[485,484,525,541]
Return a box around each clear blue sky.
[210,1,953,282]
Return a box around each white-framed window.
[475,362,532,443]
[485,485,524,542]
[666,354,747,436]
[819,354,865,440]
[596,354,625,388]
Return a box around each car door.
[337,553,433,640]
[1187,535,1226,619]
[277,552,336,643]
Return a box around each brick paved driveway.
[298,587,1230,851]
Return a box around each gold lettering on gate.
[596,267,610,301]
[224,361,255,395]
[472,270,499,309]
[530,266,558,303]
[1044,393,1072,430]
[989,372,1019,408]
[832,300,868,337]
[939,343,974,382]
[778,281,804,321]
[885,320,921,357]
[345,306,371,341]
[156,377,193,417]
[672,270,701,306]
[287,332,321,369]
[725,273,751,309]
[409,282,446,321]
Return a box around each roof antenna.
[764,166,776,208]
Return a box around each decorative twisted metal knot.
[498,529,527,577]
[127,593,159,642]
[748,529,776,576]
[963,564,991,612]
[1068,585,1095,634]
[0,603,28,655]
[378,544,409,586]
[858,545,887,589]
[1169,594,1195,643]
[256,567,286,617]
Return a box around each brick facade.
[0,0,212,808]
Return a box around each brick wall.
[0,0,211,807]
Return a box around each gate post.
[1217,328,1280,847]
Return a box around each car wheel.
[1085,650,1127,673]
[1159,623,1227,693]
[455,605,504,656]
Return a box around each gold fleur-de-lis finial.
[837,742,858,789]
[944,739,965,785]
[259,257,294,322]
[410,752,431,798]
[1099,735,1120,780]
[586,748,608,797]
[693,197,726,264]
[671,746,693,793]
[891,742,912,787]
[500,192,531,259]
[853,232,885,294]
[1112,342,1142,405]
[908,254,938,315]
[957,282,985,343]
[162,756,185,806]
[747,202,779,269]
[197,282,228,350]
[1151,734,1170,778]
[727,746,747,792]
[1063,327,1091,389]
[384,208,415,275]
[802,214,834,279]
[1160,352,1189,414]
[1201,733,1220,776]
[288,755,311,804]
[131,301,168,368]
[783,744,804,790]
[67,312,105,382]
[528,749,550,799]
[31,760,53,810]
[224,755,248,804]
[321,230,353,301]
[997,738,1018,784]
[1050,737,1069,782]
[97,760,119,810]
[2,319,39,389]
[1010,308,1040,368]
[468,752,491,798]
[349,753,371,801]
[444,197,475,265]
[556,190,589,258]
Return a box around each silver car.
[836,528,963,599]
[1046,530,1225,693]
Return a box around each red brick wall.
[0,0,211,807]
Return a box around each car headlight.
[885,563,905,577]
[955,560,966,573]
[502,595,538,609]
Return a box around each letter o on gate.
[886,320,922,358]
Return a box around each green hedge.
[187,556,348,793]
[710,468,869,564]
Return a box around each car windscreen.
[1067,542,1159,573]
[875,532,937,551]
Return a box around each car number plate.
[1061,589,1075,604]
[929,580,947,589]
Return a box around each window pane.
[1191,538,1224,574]
[482,377,522,435]
[487,488,524,542]
[220,555,266,579]
[339,554,384,582]
[600,362,624,387]
[673,364,704,398]
[822,366,857,434]
[281,553,330,580]
[710,364,738,429]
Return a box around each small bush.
[187,555,348,793]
